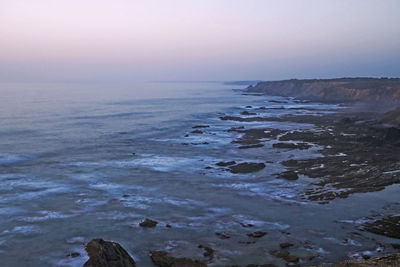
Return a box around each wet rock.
[333,252,400,266]
[238,240,256,244]
[198,245,214,260]
[139,218,158,228]
[269,250,299,263]
[269,100,288,104]
[278,171,299,180]
[280,243,294,248]
[216,232,231,239]
[273,142,311,150]
[229,163,266,174]
[150,251,206,267]
[67,252,80,258]
[363,215,400,238]
[191,130,203,134]
[216,161,236,167]
[241,111,257,116]
[245,106,252,108]
[247,231,267,238]
[392,243,400,249]
[238,144,264,149]
[192,125,210,129]
[166,224,172,228]
[84,238,136,267]
[227,126,245,132]
[239,222,254,228]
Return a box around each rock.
[241,111,257,116]
[238,144,264,149]
[363,215,400,238]
[273,142,311,150]
[84,238,136,267]
[280,243,294,248]
[247,231,267,238]
[192,125,210,129]
[245,106,252,108]
[198,245,214,260]
[392,243,400,249]
[333,253,400,266]
[216,161,236,167]
[269,250,299,263]
[67,252,80,258]
[191,130,203,134]
[278,171,299,180]
[139,218,158,228]
[239,222,254,228]
[215,232,231,239]
[166,224,172,228]
[150,251,206,267]
[229,162,266,174]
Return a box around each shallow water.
[0,81,399,266]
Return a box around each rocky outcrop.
[378,106,400,126]
[84,239,136,267]
[246,78,400,105]
[333,253,400,266]
[150,251,206,267]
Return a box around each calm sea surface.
[0,81,399,266]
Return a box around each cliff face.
[247,78,400,105]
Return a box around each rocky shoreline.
[75,81,400,266]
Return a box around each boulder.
[84,239,136,267]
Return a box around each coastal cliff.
[246,78,400,105]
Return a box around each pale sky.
[1,0,399,82]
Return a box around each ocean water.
[0,81,399,266]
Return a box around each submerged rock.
[192,125,210,129]
[278,171,299,180]
[198,244,214,260]
[241,111,257,116]
[216,161,236,167]
[269,250,299,263]
[247,231,267,238]
[229,162,266,174]
[84,238,136,267]
[139,218,158,228]
[150,250,206,267]
[238,144,264,149]
[279,242,294,248]
[216,232,231,239]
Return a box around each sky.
[1,0,399,82]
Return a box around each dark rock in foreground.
[84,239,136,267]
[139,218,158,228]
[150,250,206,267]
[229,162,266,174]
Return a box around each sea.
[0,81,399,266]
